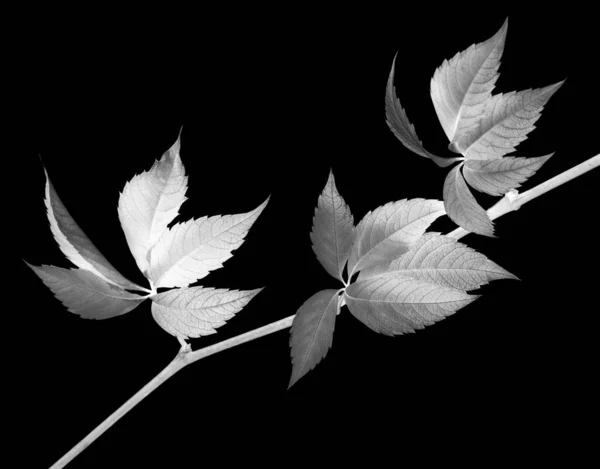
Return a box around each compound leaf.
[464,153,554,196]
[289,289,340,388]
[348,199,445,277]
[345,273,477,336]
[26,262,146,319]
[310,170,354,282]
[386,53,461,168]
[431,18,508,148]
[44,167,145,291]
[443,164,494,237]
[454,84,564,160]
[147,198,269,289]
[118,134,188,276]
[32,135,267,343]
[387,232,517,290]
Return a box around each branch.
[50,345,190,469]
[50,315,295,469]
[50,153,599,468]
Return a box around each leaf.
[150,286,262,340]
[43,167,145,291]
[430,18,508,147]
[25,262,146,319]
[356,262,391,282]
[347,199,445,277]
[387,233,517,290]
[33,136,265,342]
[443,164,494,237]
[386,53,461,168]
[118,134,188,275]
[345,273,477,336]
[147,198,269,288]
[310,171,354,282]
[289,289,339,388]
[463,153,554,196]
[454,83,564,160]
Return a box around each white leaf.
[454,84,563,160]
[387,233,517,290]
[443,164,494,237]
[310,170,354,281]
[26,262,146,319]
[463,153,554,196]
[431,18,508,146]
[386,54,460,168]
[345,273,477,336]
[44,167,145,291]
[118,135,188,275]
[347,199,445,277]
[289,289,339,388]
[151,286,262,340]
[148,198,269,288]
[356,262,390,282]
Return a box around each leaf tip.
[547,79,566,94]
[167,134,181,160]
[249,286,265,298]
[256,195,271,213]
[496,16,509,39]
[387,52,399,89]
[327,167,335,183]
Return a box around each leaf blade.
[456,84,564,160]
[463,153,554,196]
[310,171,354,282]
[387,232,517,290]
[289,289,340,388]
[150,286,262,340]
[43,167,145,291]
[386,54,460,168]
[431,18,508,145]
[348,199,445,276]
[443,164,494,237]
[118,135,188,275]
[148,198,269,288]
[26,262,145,319]
[345,273,477,336]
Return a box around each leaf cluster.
[385,18,562,236]
[26,133,268,343]
[288,170,517,387]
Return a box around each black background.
[12,7,599,468]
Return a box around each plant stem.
[51,153,599,468]
[50,346,189,469]
[50,315,295,469]
[185,315,295,364]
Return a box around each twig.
[50,346,189,469]
[50,315,295,469]
[50,153,599,468]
